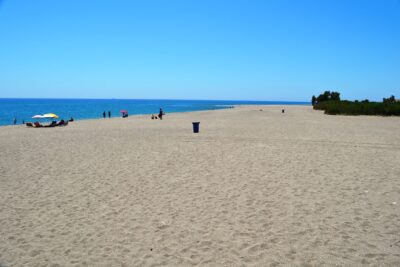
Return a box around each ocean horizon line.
[0,97,310,103]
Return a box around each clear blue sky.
[0,0,399,101]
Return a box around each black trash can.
[192,122,200,133]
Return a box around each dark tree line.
[311,91,340,105]
[311,91,400,116]
[383,95,398,103]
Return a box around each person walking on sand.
[108,111,111,118]
[103,111,106,118]
[158,108,164,120]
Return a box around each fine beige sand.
[0,105,399,266]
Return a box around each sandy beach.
[0,105,399,266]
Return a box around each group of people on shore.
[14,117,74,126]
[102,108,165,120]
[102,111,111,118]
[26,118,72,128]
[14,108,165,126]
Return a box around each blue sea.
[0,99,310,126]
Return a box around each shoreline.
[4,102,400,130]
[0,104,314,128]
[5,102,400,129]
[0,99,311,127]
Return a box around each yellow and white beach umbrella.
[43,113,59,119]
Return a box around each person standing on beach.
[159,108,164,120]
[103,111,106,118]
[108,111,111,118]
[13,118,17,125]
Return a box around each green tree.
[311,95,316,106]
[315,91,340,103]
[383,95,396,103]
[316,91,331,103]
[331,91,340,101]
